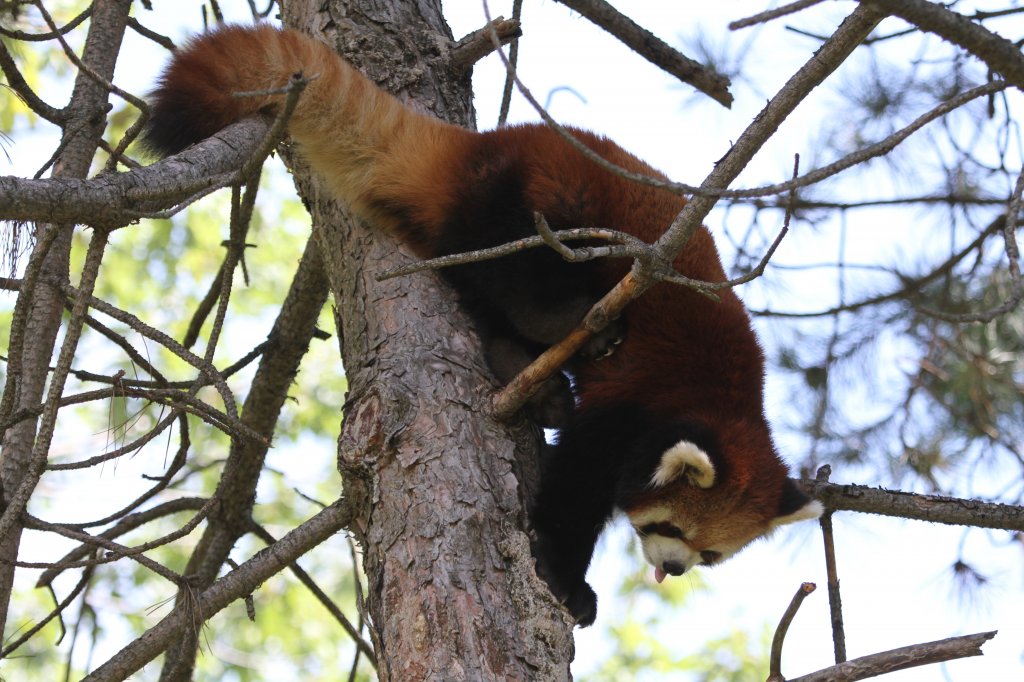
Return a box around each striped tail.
[143,24,471,231]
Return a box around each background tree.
[1,1,1023,681]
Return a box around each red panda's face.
[624,439,822,582]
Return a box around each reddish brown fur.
[153,27,773,490]
[146,25,474,245]
[145,25,819,626]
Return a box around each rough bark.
[278,1,575,680]
[0,0,133,637]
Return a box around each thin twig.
[22,513,186,585]
[913,164,1024,323]
[753,214,1006,318]
[0,229,110,544]
[0,565,93,659]
[248,523,377,667]
[35,496,207,587]
[376,227,651,281]
[57,279,240,420]
[816,465,847,664]
[82,500,353,680]
[497,1,523,125]
[0,3,91,40]
[730,0,827,31]
[553,0,733,107]
[767,582,816,682]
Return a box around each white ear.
[650,440,716,488]
[770,499,824,529]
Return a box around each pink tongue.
[654,567,667,584]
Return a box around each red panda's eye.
[700,550,722,565]
[662,525,685,540]
[637,522,685,539]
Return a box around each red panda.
[143,24,823,627]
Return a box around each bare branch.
[82,500,353,681]
[34,1,147,114]
[816,466,847,664]
[496,0,523,125]
[913,164,1024,323]
[0,565,92,659]
[450,16,521,72]
[36,497,208,588]
[788,631,997,682]
[730,0,828,30]
[23,512,187,585]
[0,117,271,227]
[0,230,110,548]
[802,478,1024,531]
[249,522,377,667]
[375,226,652,281]
[0,38,63,123]
[753,214,1007,318]
[553,0,733,107]
[57,280,242,422]
[767,582,816,682]
[159,234,330,679]
[126,16,175,51]
[860,0,1024,89]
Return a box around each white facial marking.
[770,499,825,529]
[639,534,696,575]
[638,534,749,577]
[650,440,716,488]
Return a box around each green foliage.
[581,538,770,682]
[3,131,349,679]
[189,537,373,682]
[676,626,773,682]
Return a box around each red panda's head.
[622,430,822,582]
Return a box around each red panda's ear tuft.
[651,440,716,489]
[770,478,824,528]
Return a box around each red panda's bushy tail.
[143,24,471,233]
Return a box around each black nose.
[662,561,686,577]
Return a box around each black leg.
[530,420,621,626]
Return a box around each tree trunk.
[280,1,575,679]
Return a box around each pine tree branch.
[802,478,1024,531]
[788,631,997,682]
[859,0,1024,89]
[81,500,353,681]
[0,117,270,226]
[553,0,733,107]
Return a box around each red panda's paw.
[579,318,626,361]
[526,373,575,429]
[562,581,598,627]
[532,550,598,627]
[539,569,598,627]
